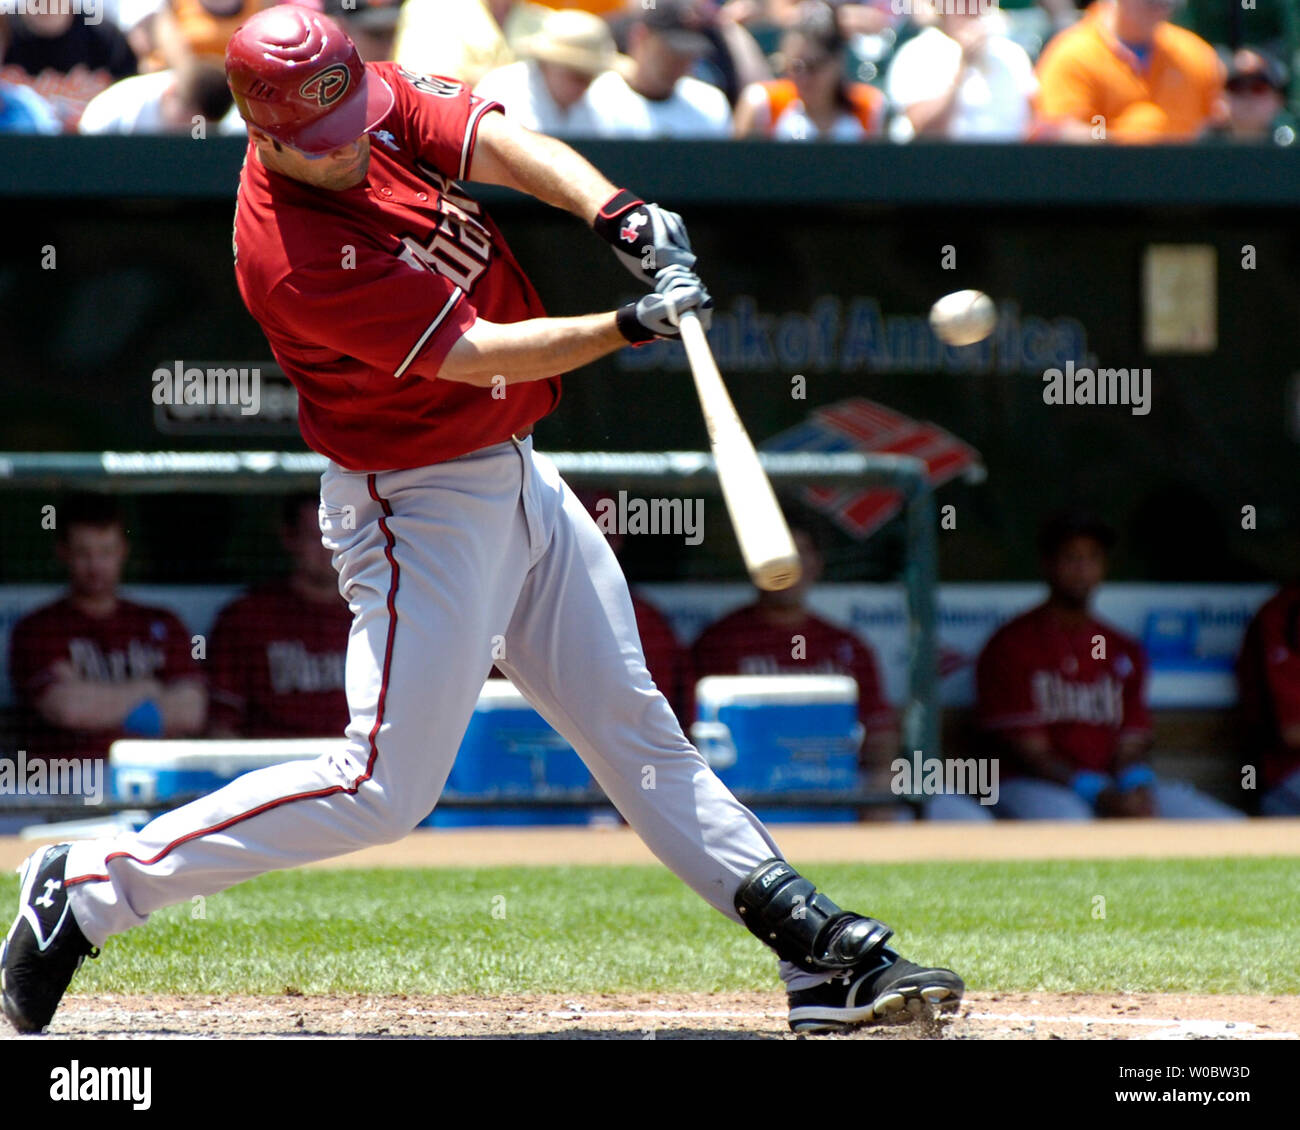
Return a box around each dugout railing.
[0,449,940,817]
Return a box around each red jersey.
[233,62,560,473]
[8,596,201,761]
[1236,585,1300,788]
[207,580,352,738]
[689,604,894,734]
[977,602,1151,774]
[631,593,685,717]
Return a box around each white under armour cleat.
[1,844,98,1034]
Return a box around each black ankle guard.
[734,859,893,972]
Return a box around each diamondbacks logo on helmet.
[299,63,352,108]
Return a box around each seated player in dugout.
[7,493,207,763]
[206,494,352,738]
[1236,579,1300,816]
[690,526,992,822]
[1,6,963,1038]
[976,511,1244,820]
[691,526,896,757]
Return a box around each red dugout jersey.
[233,62,560,472]
[689,605,895,735]
[8,596,201,760]
[976,602,1151,775]
[207,580,352,738]
[1236,585,1300,788]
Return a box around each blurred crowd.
[1,0,1295,145]
[8,493,1300,820]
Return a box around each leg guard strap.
[734,859,894,973]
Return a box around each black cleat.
[788,948,964,1034]
[2,844,97,1034]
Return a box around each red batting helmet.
[225,4,395,155]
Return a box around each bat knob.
[754,556,802,592]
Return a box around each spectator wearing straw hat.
[475,8,629,135]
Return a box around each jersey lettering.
[398,165,494,292]
[415,161,483,218]
[1030,671,1124,726]
[399,228,487,292]
[67,637,166,683]
[397,68,463,99]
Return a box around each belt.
[510,425,533,441]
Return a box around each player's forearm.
[471,118,617,223]
[158,681,207,736]
[436,313,628,386]
[1114,731,1152,760]
[37,677,164,731]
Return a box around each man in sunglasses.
[1036,0,1225,141]
[1216,47,1295,145]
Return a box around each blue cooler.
[691,675,862,823]
[109,739,342,803]
[427,680,592,827]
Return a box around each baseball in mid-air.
[929,289,997,346]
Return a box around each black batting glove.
[616,265,713,344]
[594,189,695,282]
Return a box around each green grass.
[5,858,1296,996]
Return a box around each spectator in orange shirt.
[540,1,625,14]
[150,0,274,72]
[1035,0,1225,142]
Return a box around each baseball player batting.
[2,5,963,1036]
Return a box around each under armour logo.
[620,212,648,244]
[34,879,61,909]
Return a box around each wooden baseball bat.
[677,309,801,592]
